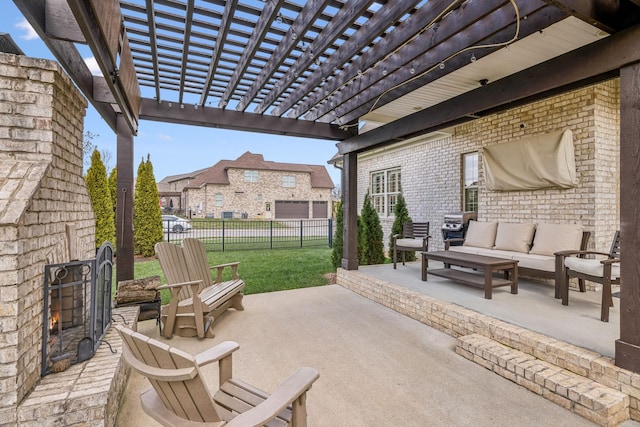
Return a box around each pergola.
[14,0,640,371]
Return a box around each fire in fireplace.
[41,242,114,375]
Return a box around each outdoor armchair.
[392,221,431,268]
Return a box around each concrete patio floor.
[114,278,637,426]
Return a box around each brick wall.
[357,80,620,253]
[0,53,94,422]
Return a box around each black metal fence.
[164,218,333,251]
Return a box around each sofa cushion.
[512,253,556,272]
[529,223,583,256]
[448,246,480,255]
[493,223,536,253]
[463,221,498,249]
[564,257,620,279]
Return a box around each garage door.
[312,201,328,218]
[275,201,309,219]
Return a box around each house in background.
[157,167,208,215]
[158,152,334,219]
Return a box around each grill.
[441,211,477,244]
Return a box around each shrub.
[359,191,385,265]
[331,200,344,270]
[85,149,115,249]
[389,193,414,260]
[133,155,164,257]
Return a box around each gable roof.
[185,152,334,189]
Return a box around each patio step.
[456,334,629,427]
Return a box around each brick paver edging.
[337,268,640,422]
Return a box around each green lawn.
[131,247,336,304]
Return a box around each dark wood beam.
[199,0,237,107]
[273,0,422,118]
[139,98,353,140]
[542,0,640,32]
[177,0,195,105]
[289,0,470,120]
[218,0,282,109]
[66,0,140,133]
[255,0,376,114]
[116,114,135,282]
[238,0,326,112]
[341,153,359,270]
[44,0,85,42]
[13,0,118,131]
[616,61,640,373]
[316,1,553,124]
[337,23,640,154]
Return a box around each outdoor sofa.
[445,221,590,295]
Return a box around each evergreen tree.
[108,166,117,215]
[360,192,386,265]
[331,200,344,270]
[134,155,164,257]
[389,193,414,260]
[85,149,116,249]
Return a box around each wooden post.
[341,152,359,270]
[615,61,640,373]
[116,114,135,282]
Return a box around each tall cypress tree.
[360,192,386,265]
[134,155,164,257]
[85,149,116,249]
[389,193,413,260]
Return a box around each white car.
[161,215,192,233]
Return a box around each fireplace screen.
[41,242,114,376]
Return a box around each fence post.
[222,220,225,252]
[300,220,303,247]
[270,221,273,249]
[328,218,333,248]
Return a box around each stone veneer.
[357,80,620,254]
[338,268,640,425]
[0,53,95,424]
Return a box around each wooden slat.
[255,0,374,114]
[314,1,552,123]
[88,0,120,65]
[119,34,142,121]
[274,0,423,117]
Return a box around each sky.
[1,3,343,186]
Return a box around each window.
[463,152,479,212]
[244,170,259,182]
[214,193,223,207]
[283,175,296,187]
[370,167,401,216]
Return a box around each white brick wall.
[357,81,620,253]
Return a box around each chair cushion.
[529,223,583,256]
[565,257,620,279]
[493,223,536,253]
[463,221,498,249]
[395,238,424,249]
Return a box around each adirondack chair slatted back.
[183,238,214,290]
[116,325,222,423]
[155,242,197,300]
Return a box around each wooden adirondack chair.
[115,325,319,426]
[155,241,245,339]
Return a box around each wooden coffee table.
[421,250,518,299]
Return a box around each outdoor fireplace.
[41,242,114,376]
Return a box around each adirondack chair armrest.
[120,343,198,382]
[157,279,203,290]
[194,341,240,367]
[224,367,319,427]
[210,262,241,281]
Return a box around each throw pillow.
[493,222,536,253]
[529,223,584,256]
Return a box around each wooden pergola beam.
[542,0,640,32]
[337,22,640,155]
[255,0,376,114]
[316,1,555,124]
[139,98,353,140]
[273,0,422,118]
